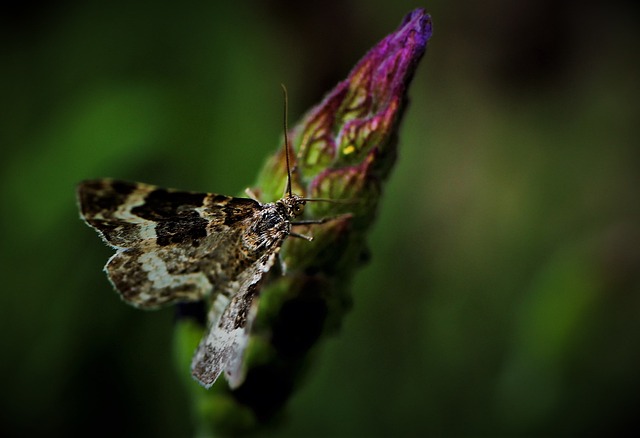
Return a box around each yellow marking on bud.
[343,145,356,155]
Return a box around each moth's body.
[77,178,309,387]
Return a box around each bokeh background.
[2,0,639,436]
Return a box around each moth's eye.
[294,202,305,215]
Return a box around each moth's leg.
[292,213,354,226]
[289,217,336,240]
[291,218,332,225]
[289,232,313,241]
[290,213,353,241]
[244,188,262,204]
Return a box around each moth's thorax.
[257,202,288,228]
[241,201,291,251]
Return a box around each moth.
[77,87,338,388]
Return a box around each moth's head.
[281,194,306,219]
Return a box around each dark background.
[1,0,639,436]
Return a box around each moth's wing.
[78,179,229,249]
[105,245,215,309]
[191,247,282,389]
[77,179,261,309]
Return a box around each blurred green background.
[2,0,639,436]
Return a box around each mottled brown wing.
[190,247,281,389]
[77,179,261,308]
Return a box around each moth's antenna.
[281,83,293,198]
[299,197,356,204]
[279,85,357,207]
